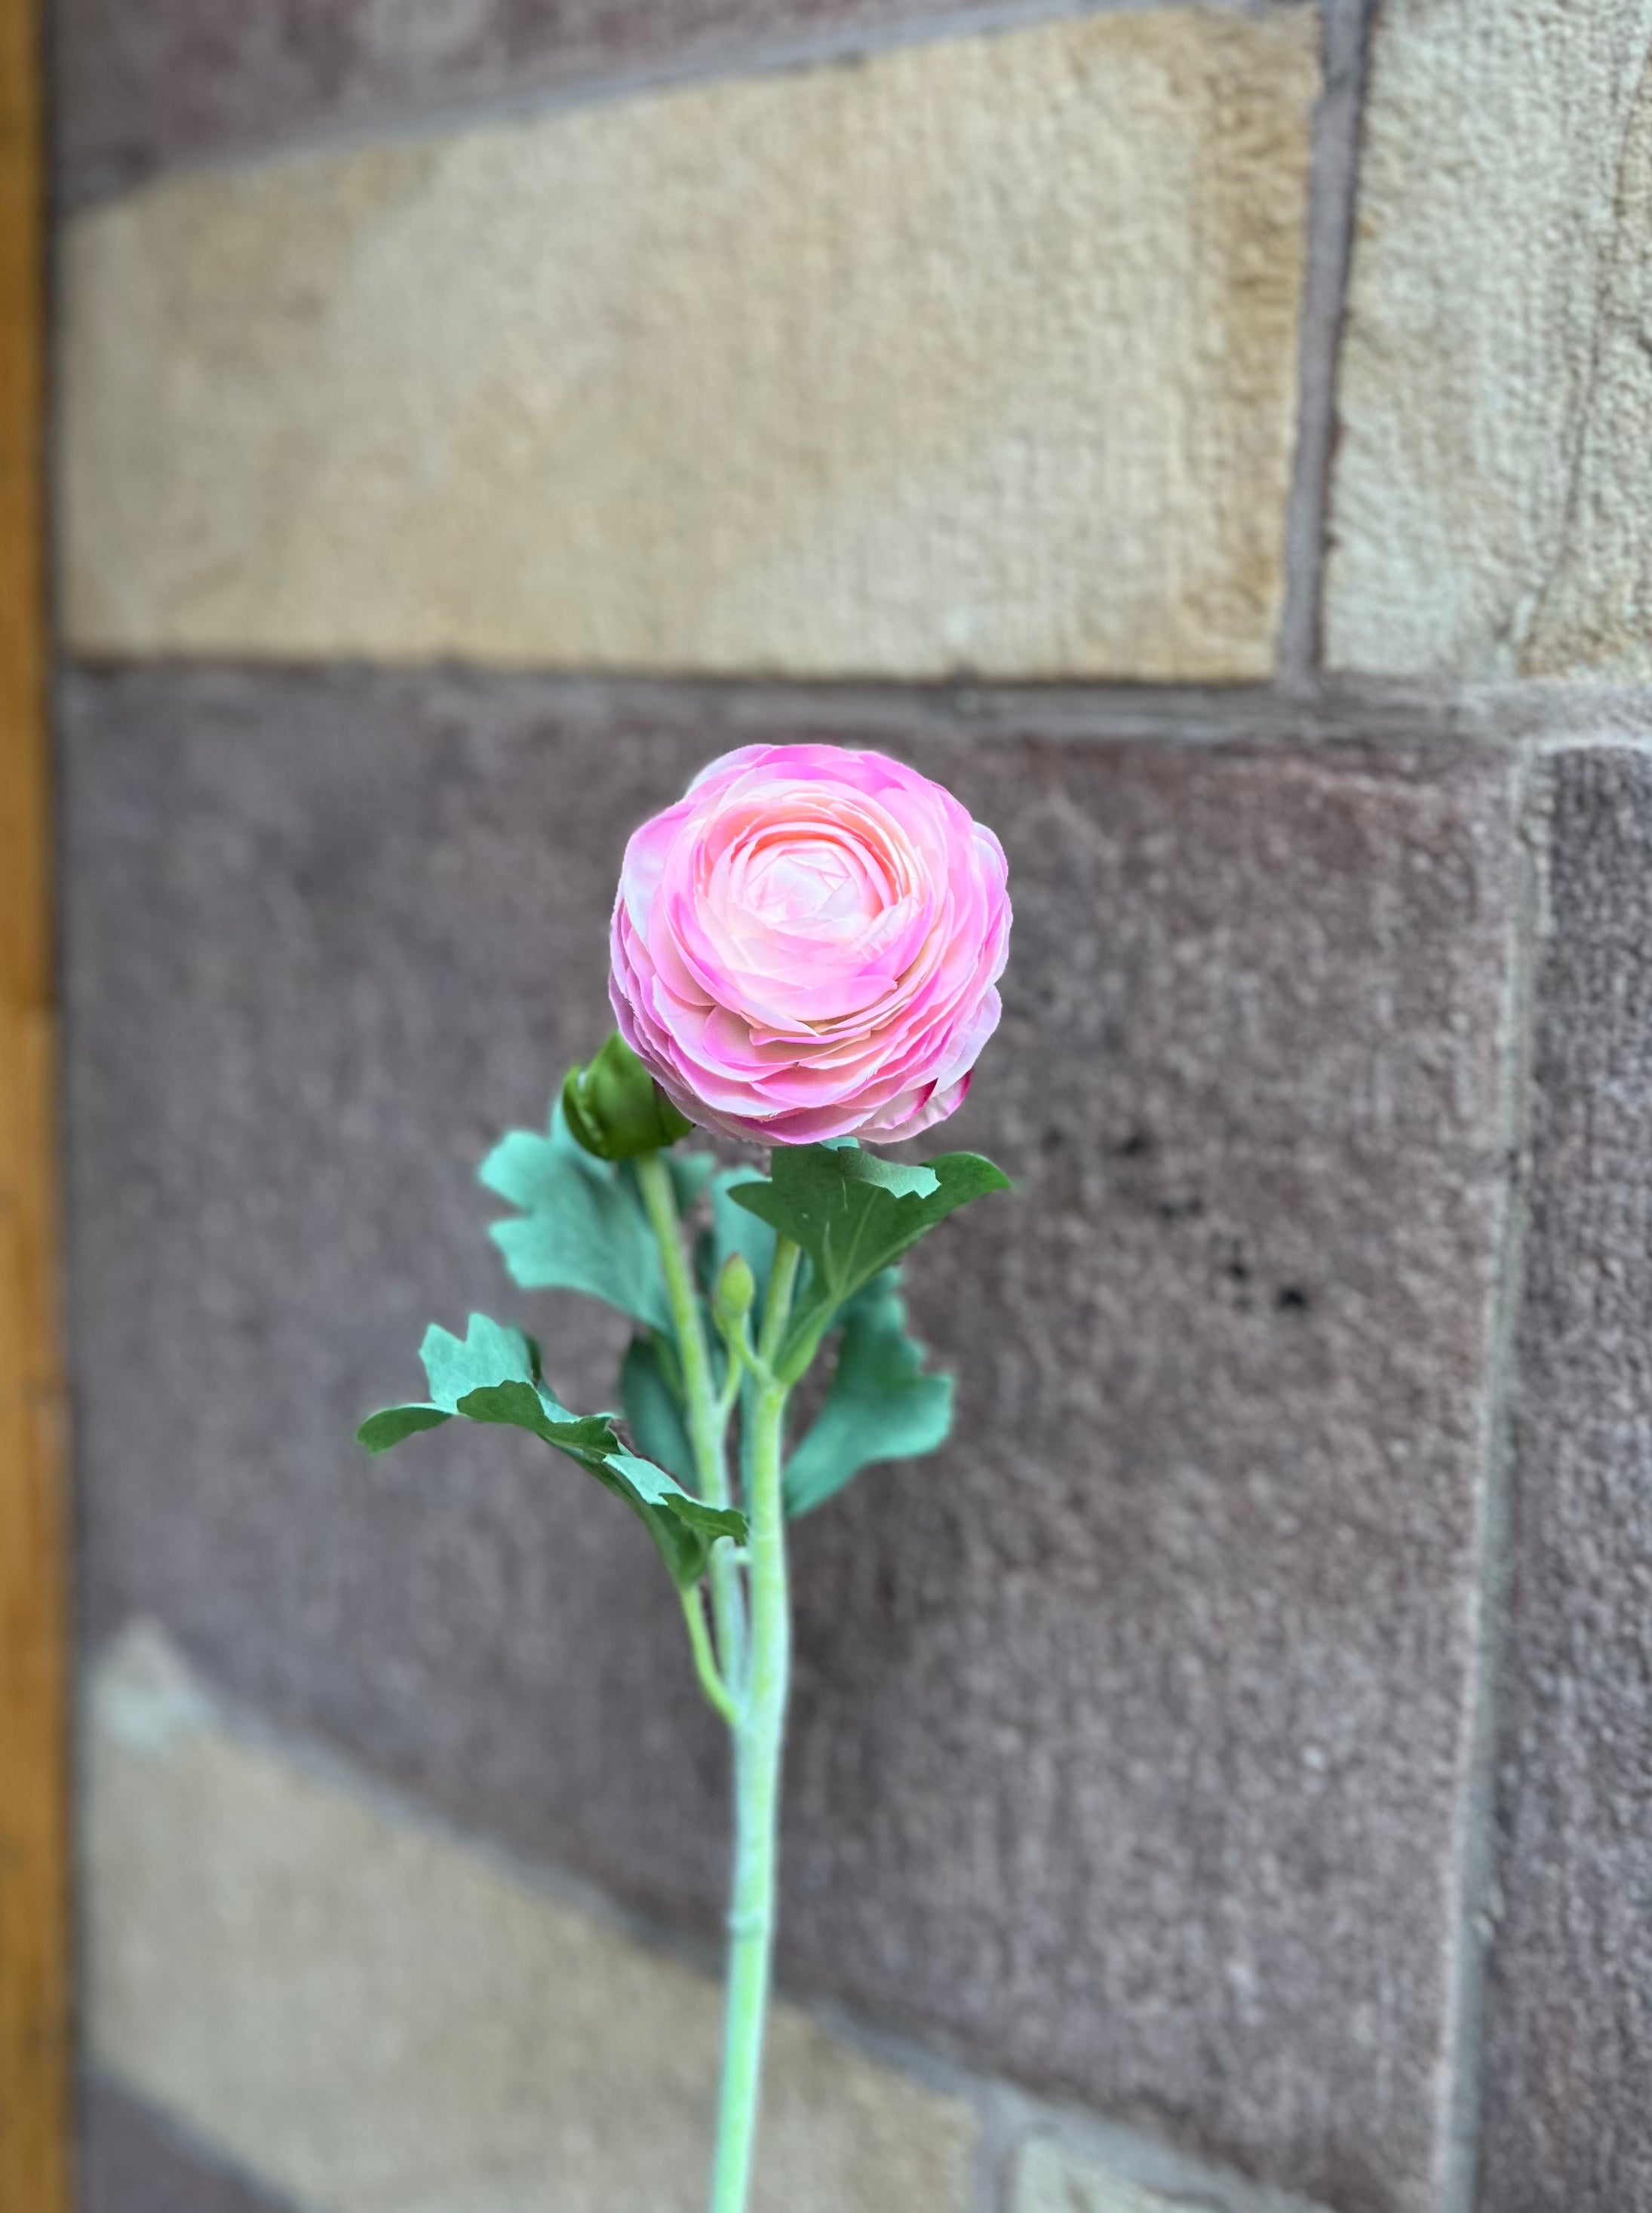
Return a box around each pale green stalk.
[709,1235,800,2213]
[634,1152,747,1690]
[680,1585,739,1729]
[636,1143,802,2213]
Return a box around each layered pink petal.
[610,744,1011,1148]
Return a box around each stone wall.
[53,6,1652,2213]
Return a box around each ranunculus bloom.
[610,744,1011,1146]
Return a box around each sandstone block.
[1015,2146,1178,2213]
[1326,0,1652,678]
[84,1623,976,2213]
[58,9,1316,680]
[1010,2129,1327,2213]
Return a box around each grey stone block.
[1476,749,1652,2213]
[61,668,1523,2213]
[81,2078,292,2213]
[54,0,1051,200]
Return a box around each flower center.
[734,833,886,937]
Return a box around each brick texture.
[62,668,1521,2213]
[1475,750,1652,2213]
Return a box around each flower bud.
[713,1252,757,1331]
[562,1031,695,1160]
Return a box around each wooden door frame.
[0,0,72,2202]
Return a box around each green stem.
[708,1236,799,2213]
[680,1586,738,1729]
[757,1239,802,1370]
[635,1152,747,1696]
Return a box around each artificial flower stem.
[716,1310,776,1395]
[635,1150,747,1691]
[681,1586,739,1730]
[757,1237,802,1368]
[709,1234,800,2213]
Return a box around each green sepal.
[479,1100,685,1333]
[713,1251,757,1331]
[561,1031,695,1160]
[356,1312,745,1589]
[730,1141,1009,1378]
[783,1269,953,1518]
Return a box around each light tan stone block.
[84,1623,975,2213]
[1009,2132,1326,2213]
[59,8,1316,680]
[1013,2140,1171,2213]
[1326,0,1652,679]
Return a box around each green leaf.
[730,1143,1009,1377]
[610,1451,747,1555]
[453,1379,742,1585]
[356,1403,451,1453]
[355,1312,745,1588]
[480,1100,676,1331]
[784,1269,953,1518]
[450,1377,616,1458]
[621,1333,697,1485]
[420,1309,545,1407]
[816,1138,940,1200]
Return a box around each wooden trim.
[0,0,72,2202]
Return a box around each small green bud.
[561,1032,695,1160]
[713,1251,757,1330]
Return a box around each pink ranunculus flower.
[610,744,1011,1147]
